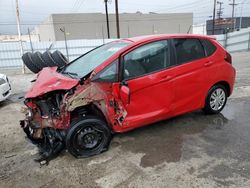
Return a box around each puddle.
[114,96,250,168]
[115,111,229,168]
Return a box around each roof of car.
[123,34,216,43]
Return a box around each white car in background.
[0,73,11,102]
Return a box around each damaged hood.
[25,67,79,98]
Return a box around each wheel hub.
[77,127,101,149]
[210,88,226,111]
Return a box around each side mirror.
[120,85,130,105]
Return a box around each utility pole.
[229,0,238,32]
[217,1,223,19]
[104,0,110,38]
[212,0,217,35]
[15,0,25,73]
[28,28,34,53]
[239,0,247,29]
[60,27,69,60]
[115,0,120,38]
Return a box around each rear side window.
[202,39,217,56]
[173,38,205,64]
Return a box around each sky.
[0,0,250,35]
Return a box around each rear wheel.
[66,116,111,158]
[203,84,228,114]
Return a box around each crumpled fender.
[25,67,79,98]
[65,82,105,112]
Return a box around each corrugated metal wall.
[215,27,250,53]
[0,39,114,69]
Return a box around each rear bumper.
[229,67,236,96]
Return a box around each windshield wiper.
[62,71,79,79]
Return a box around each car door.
[113,40,176,131]
[172,38,208,115]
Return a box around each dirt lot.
[0,52,250,188]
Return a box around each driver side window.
[123,40,169,80]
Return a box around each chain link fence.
[0,39,114,69]
[1,28,250,69]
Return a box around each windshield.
[62,41,131,78]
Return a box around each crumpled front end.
[19,67,81,163]
[20,90,72,163]
[19,65,121,163]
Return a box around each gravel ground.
[0,52,250,188]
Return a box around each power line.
[2,0,249,30]
[75,0,85,13]
[71,0,81,12]
[0,16,207,26]
[1,10,231,27]
[156,0,208,12]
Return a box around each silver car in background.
[0,73,11,102]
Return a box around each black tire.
[51,50,68,67]
[41,51,58,67]
[30,53,43,70]
[22,52,40,73]
[203,84,228,114]
[32,52,50,68]
[66,116,111,158]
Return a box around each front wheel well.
[70,103,108,124]
[212,81,231,96]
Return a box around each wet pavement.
[0,52,250,187]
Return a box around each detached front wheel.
[66,116,111,158]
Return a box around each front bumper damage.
[20,119,66,164]
[20,105,67,164]
[20,74,121,163]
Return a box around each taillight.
[225,52,232,64]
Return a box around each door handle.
[204,61,213,67]
[160,75,173,81]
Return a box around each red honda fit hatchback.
[21,34,235,161]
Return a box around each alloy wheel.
[209,88,226,111]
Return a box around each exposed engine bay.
[20,91,69,163]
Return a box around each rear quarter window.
[201,39,217,56]
[173,38,206,64]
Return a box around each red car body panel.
[23,34,236,135]
[25,67,78,98]
[107,35,235,132]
